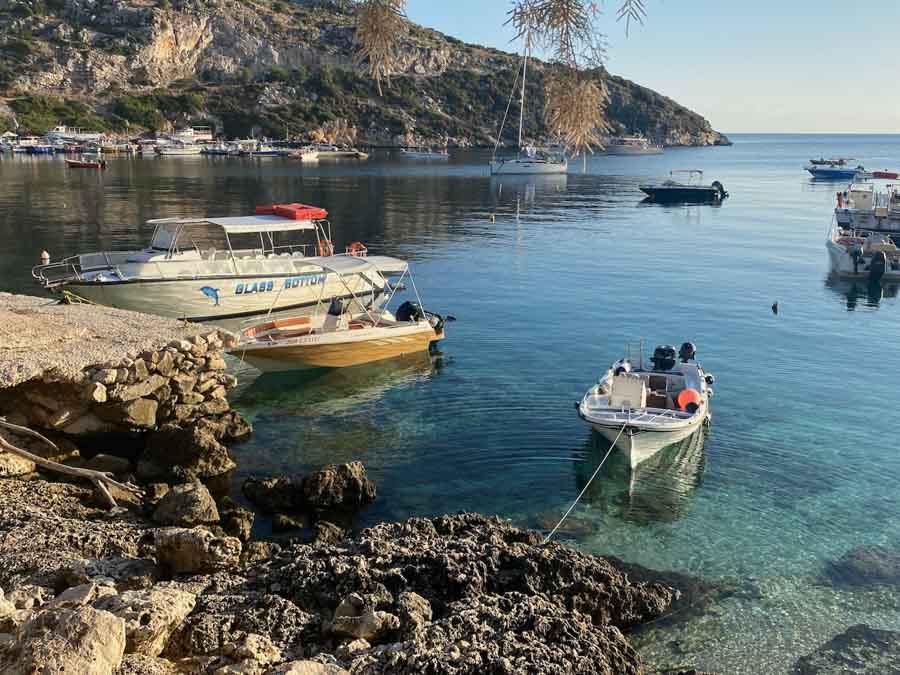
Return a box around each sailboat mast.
[517,32,530,150]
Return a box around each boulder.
[48,582,116,609]
[328,593,400,642]
[3,606,126,675]
[139,422,236,482]
[396,592,432,636]
[242,476,302,513]
[795,624,900,674]
[155,528,242,575]
[94,583,197,657]
[219,496,255,541]
[312,521,345,545]
[119,397,159,429]
[267,662,349,675]
[114,375,168,403]
[826,544,900,586]
[223,632,283,666]
[301,462,376,510]
[153,481,220,527]
[83,453,132,476]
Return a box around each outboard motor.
[679,342,697,363]
[328,298,346,316]
[650,344,677,371]
[869,250,887,287]
[396,301,425,323]
[711,181,727,200]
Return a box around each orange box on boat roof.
[256,203,328,220]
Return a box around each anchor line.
[542,420,629,545]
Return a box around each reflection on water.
[575,429,706,525]
[824,274,900,310]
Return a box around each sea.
[2,134,899,673]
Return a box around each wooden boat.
[65,158,107,169]
[233,260,446,371]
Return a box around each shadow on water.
[637,197,725,209]
[574,428,708,525]
[824,274,899,310]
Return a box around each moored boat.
[639,170,727,203]
[604,135,664,155]
[576,342,714,468]
[155,142,202,156]
[233,260,446,371]
[828,184,900,283]
[805,158,870,180]
[65,157,107,169]
[31,204,407,328]
[399,147,449,160]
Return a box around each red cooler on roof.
[255,203,328,220]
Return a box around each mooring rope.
[542,420,629,545]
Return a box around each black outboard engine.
[328,298,346,316]
[679,342,697,363]
[869,251,887,287]
[650,344,677,371]
[396,301,426,323]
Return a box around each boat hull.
[236,327,443,371]
[639,186,725,203]
[64,273,385,330]
[490,159,567,175]
[604,146,663,156]
[590,416,706,469]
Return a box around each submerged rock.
[242,476,303,514]
[795,624,900,674]
[825,544,900,587]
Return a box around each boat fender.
[869,250,887,286]
[704,373,716,385]
[677,388,702,412]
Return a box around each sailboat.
[490,35,567,176]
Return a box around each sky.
[405,1,900,134]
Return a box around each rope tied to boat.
[542,420,629,545]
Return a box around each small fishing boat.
[639,170,728,203]
[65,157,107,170]
[604,135,663,155]
[233,259,447,371]
[576,342,714,468]
[399,147,449,160]
[805,158,870,180]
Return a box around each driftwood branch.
[0,418,143,509]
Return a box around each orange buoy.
[677,388,703,412]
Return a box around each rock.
[6,585,51,611]
[64,557,160,592]
[0,589,14,616]
[267,662,348,675]
[223,632,283,666]
[156,352,175,377]
[240,542,281,566]
[207,357,227,371]
[826,544,900,587]
[795,624,900,674]
[94,368,119,385]
[49,582,116,608]
[139,422,236,482]
[0,451,36,477]
[145,483,171,505]
[301,462,376,510]
[336,638,370,659]
[396,592,431,636]
[272,514,307,532]
[180,392,205,405]
[63,412,112,435]
[2,606,126,675]
[219,497,255,541]
[153,481,220,527]
[85,381,109,403]
[83,453,132,476]
[116,653,178,675]
[120,397,159,428]
[200,399,230,416]
[95,583,197,657]
[115,375,168,403]
[172,374,198,395]
[312,521,345,545]
[155,528,242,575]
[132,358,150,381]
[242,477,302,513]
[328,593,400,642]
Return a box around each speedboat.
[399,147,449,160]
[805,158,870,180]
[576,342,714,468]
[32,203,407,328]
[639,170,727,203]
[233,260,446,371]
[827,184,900,283]
[604,135,663,155]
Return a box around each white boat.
[805,158,871,180]
[576,342,714,468]
[490,36,567,175]
[827,184,900,282]
[32,204,407,328]
[604,135,663,155]
[399,148,449,160]
[233,260,447,372]
[155,142,202,156]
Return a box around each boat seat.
[609,374,646,410]
[648,374,668,391]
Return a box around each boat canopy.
[148,215,318,235]
[313,255,408,276]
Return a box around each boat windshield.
[150,223,180,251]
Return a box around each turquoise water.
[3,135,900,672]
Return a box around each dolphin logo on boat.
[199,286,221,306]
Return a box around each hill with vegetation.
[0,0,730,146]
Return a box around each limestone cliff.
[0,0,729,146]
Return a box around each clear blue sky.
[406,1,900,134]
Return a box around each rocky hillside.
[0,0,730,146]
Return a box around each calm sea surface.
[3,134,900,673]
